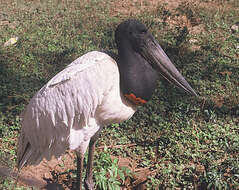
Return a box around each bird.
[17,19,197,190]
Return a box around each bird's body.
[17,19,197,190]
[17,51,136,167]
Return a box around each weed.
[0,0,238,189]
[94,148,132,190]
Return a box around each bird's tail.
[17,132,33,170]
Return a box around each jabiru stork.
[17,19,197,190]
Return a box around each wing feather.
[17,51,118,169]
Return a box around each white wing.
[17,51,119,168]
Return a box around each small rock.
[4,37,18,47]
[231,25,238,33]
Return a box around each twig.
[97,143,137,150]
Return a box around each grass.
[0,0,239,189]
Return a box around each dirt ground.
[0,0,234,189]
[14,148,152,189]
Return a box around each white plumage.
[17,20,197,190]
[17,51,136,168]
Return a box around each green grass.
[0,0,239,189]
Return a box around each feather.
[17,51,136,169]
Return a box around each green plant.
[0,0,238,189]
[94,147,132,190]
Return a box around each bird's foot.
[84,178,94,190]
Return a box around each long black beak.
[141,35,197,96]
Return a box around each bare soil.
[1,0,236,189]
[13,149,151,190]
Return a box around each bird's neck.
[117,42,158,105]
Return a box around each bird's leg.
[84,128,102,190]
[84,139,96,190]
[76,153,84,190]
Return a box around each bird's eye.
[140,29,147,34]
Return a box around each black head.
[115,19,197,97]
[115,19,150,53]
